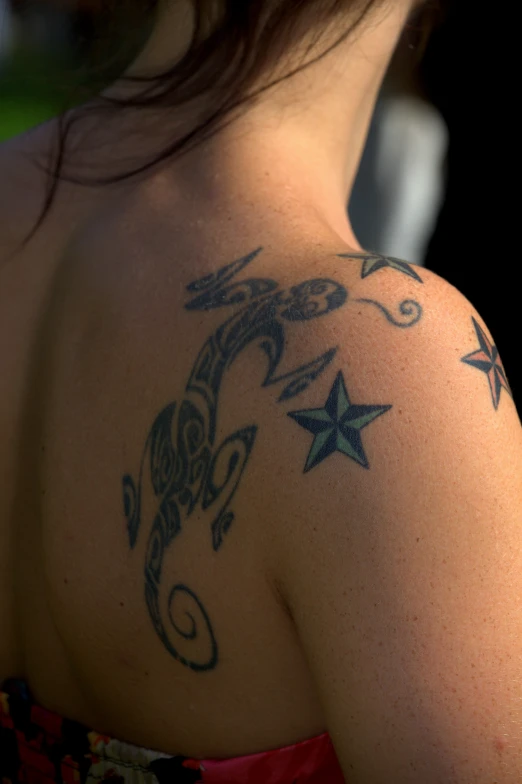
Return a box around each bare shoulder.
[0,119,59,255]
[0,112,136,274]
[0,119,57,195]
[256,250,522,781]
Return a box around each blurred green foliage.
[1,6,152,143]
[0,46,84,141]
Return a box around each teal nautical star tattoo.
[288,370,392,472]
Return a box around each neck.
[101,2,412,249]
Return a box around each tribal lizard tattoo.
[122,247,423,671]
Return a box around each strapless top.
[0,677,345,783]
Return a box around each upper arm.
[265,264,522,782]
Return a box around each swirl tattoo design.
[122,247,423,671]
[354,297,423,328]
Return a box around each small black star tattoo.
[337,252,424,283]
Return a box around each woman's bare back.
[3,119,522,783]
[0,121,361,758]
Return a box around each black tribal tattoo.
[122,247,423,671]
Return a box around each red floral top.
[0,678,345,783]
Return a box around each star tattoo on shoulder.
[337,252,424,283]
[288,371,392,472]
[461,316,513,410]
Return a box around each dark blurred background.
[1,0,518,413]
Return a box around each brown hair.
[25,0,431,245]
